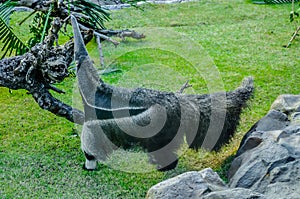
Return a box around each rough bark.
[0,1,144,124]
[0,18,93,124]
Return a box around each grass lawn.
[1,0,300,198]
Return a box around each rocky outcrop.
[147,94,300,199]
[271,94,300,114]
[146,169,226,199]
[228,94,300,199]
[146,168,264,199]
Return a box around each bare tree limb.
[285,0,300,48]
[177,80,192,94]
[96,35,105,68]
[0,17,94,124]
[78,23,120,46]
[286,25,300,48]
[99,29,146,40]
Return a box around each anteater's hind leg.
[148,150,179,171]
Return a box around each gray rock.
[253,110,289,132]
[260,160,300,199]
[228,96,300,199]
[202,188,265,199]
[236,109,289,157]
[277,131,300,157]
[146,168,226,199]
[229,139,293,188]
[291,112,300,123]
[271,94,300,114]
[147,94,300,199]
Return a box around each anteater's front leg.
[83,151,97,171]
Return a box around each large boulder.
[234,109,289,157]
[202,188,265,199]
[147,94,300,199]
[146,168,226,199]
[228,95,300,198]
[271,94,300,114]
[146,168,264,199]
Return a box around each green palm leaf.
[71,0,111,30]
[0,1,13,23]
[0,1,28,58]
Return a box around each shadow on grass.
[215,154,235,183]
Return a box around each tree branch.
[177,80,192,94]
[77,23,120,47]
[96,35,105,68]
[31,84,84,124]
[285,25,300,48]
[99,29,146,40]
[0,16,94,125]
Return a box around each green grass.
[1,0,300,198]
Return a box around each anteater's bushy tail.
[188,77,254,151]
[226,76,254,109]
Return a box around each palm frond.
[71,0,110,30]
[0,1,28,58]
[0,1,14,24]
[40,3,52,42]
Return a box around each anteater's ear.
[71,15,88,63]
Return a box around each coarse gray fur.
[72,16,254,171]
